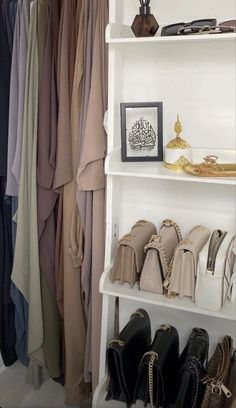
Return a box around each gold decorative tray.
[183,155,236,177]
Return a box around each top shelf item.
[106,23,236,44]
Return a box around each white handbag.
[195,230,236,311]
[228,244,236,303]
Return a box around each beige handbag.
[110,220,157,287]
[140,219,182,294]
[165,225,210,299]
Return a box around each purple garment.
[6,0,21,197]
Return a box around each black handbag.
[175,328,209,408]
[133,324,179,408]
[106,308,151,405]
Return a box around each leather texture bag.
[106,309,151,405]
[133,324,179,408]
[226,350,236,408]
[195,230,236,311]
[110,220,157,287]
[140,219,182,294]
[175,328,209,408]
[201,336,233,408]
[165,225,210,299]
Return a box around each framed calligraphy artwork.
[120,102,163,162]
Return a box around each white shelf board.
[106,23,236,44]
[100,268,236,321]
[105,148,236,186]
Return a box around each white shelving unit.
[93,1,236,406]
[106,22,236,44]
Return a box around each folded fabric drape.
[1,0,108,403]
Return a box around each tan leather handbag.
[165,225,210,299]
[140,219,182,294]
[201,336,233,408]
[226,350,236,408]
[110,220,157,287]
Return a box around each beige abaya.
[76,0,108,391]
[55,0,90,403]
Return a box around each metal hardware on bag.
[108,339,124,347]
[131,311,145,318]
[119,233,134,243]
[159,324,171,331]
[140,351,159,408]
[217,381,232,398]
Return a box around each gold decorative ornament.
[164,115,192,171]
[184,155,236,177]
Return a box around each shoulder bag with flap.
[195,230,236,311]
[140,219,182,294]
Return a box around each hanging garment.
[11,0,50,388]
[55,0,91,403]
[37,0,62,379]
[6,0,31,367]
[75,0,97,383]
[76,0,108,391]
[0,0,17,367]
[1,0,17,54]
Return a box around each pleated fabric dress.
[6,0,32,367]
[0,0,17,367]
[55,0,91,403]
[76,0,108,391]
[37,0,62,379]
[11,0,50,387]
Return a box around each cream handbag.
[140,219,182,294]
[195,230,236,311]
[165,225,210,299]
[110,220,157,287]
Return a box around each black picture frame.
[120,102,163,162]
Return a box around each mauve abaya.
[37,0,62,379]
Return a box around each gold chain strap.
[108,339,124,347]
[138,351,158,408]
[131,310,145,318]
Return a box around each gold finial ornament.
[174,114,182,136]
[164,115,192,171]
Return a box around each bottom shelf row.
[94,308,235,408]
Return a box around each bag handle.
[228,245,236,294]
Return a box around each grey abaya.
[11,0,50,387]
